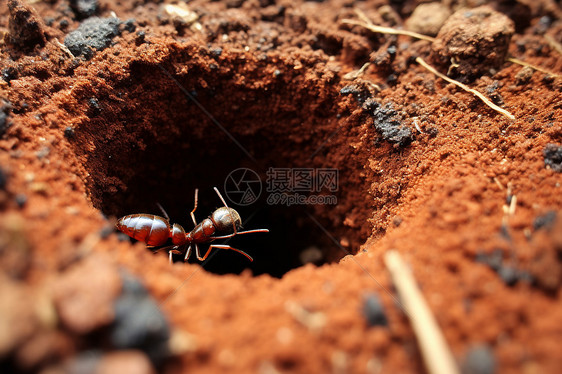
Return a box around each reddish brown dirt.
[1,0,562,373]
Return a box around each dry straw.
[385,250,460,374]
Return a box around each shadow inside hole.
[113,166,340,278]
[170,202,337,278]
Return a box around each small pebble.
[123,18,136,33]
[515,66,533,85]
[15,193,27,207]
[405,2,451,36]
[533,211,557,231]
[64,126,75,139]
[497,266,518,287]
[362,293,388,327]
[462,345,496,374]
[475,249,503,271]
[544,144,562,172]
[135,30,146,45]
[99,225,114,239]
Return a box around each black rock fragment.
[362,99,412,145]
[475,249,503,271]
[0,167,8,190]
[111,272,170,366]
[475,250,532,287]
[64,17,121,59]
[497,266,519,287]
[340,83,372,104]
[533,211,557,231]
[544,143,562,172]
[362,293,388,327]
[15,194,27,207]
[123,19,136,33]
[0,101,12,137]
[64,126,75,139]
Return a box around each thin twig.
[342,62,371,80]
[354,8,375,26]
[416,57,515,120]
[384,250,460,374]
[507,56,560,78]
[52,39,74,59]
[544,35,562,56]
[341,19,436,43]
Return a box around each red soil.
[0,0,561,373]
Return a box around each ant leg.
[190,189,199,226]
[184,245,192,261]
[213,187,237,234]
[167,245,182,264]
[195,243,253,262]
[156,203,170,220]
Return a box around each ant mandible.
[116,187,269,263]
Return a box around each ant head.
[211,207,242,233]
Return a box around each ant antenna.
[190,188,199,226]
[214,187,238,234]
[156,202,170,220]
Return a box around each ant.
[116,187,269,263]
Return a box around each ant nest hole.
[74,48,373,278]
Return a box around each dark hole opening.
[76,57,371,277]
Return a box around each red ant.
[116,187,268,263]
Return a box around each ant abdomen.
[117,214,171,246]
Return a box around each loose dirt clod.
[96,350,156,374]
[405,2,451,37]
[0,213,31,279]
[7,0,46,49]
[53,255,122,334]
[432,6,514,78]
[0,275,40,356]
